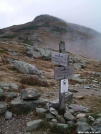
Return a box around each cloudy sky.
[0,0,101,33]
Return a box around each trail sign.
[51,52,68,67]
[61,79,68,93]
[54,66,74,80]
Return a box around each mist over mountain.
[0,14,101,60]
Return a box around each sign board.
[61,79,68,93]
[51,52,68,67]
[54,66,74,80]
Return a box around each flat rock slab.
[11,97,48,113]
[69,104,89,113]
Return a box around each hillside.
[0,15,101,133]
[0,14,101,60]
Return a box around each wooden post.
[59,41,65,115]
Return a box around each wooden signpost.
[51,41,74,114]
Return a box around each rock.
[0,82,19,91]
[97,113,101,117]
[68,88,78,92]
[75,96,84,99]
[0,102,8,114]
[55,123,68,128]
[76,113,86,118]
[76,121,91,132]
[64,111,76,121]
[84,86,91,89]
[4,92,17,99]
[51,119,58,124]
[88,116,94,122]
[36,107,47,115]
[74,63,84,69]
[45,113,55,119]
[68,109,75,115]
[20,88,41,100]
[91,125,101,132]
[67,121,76,126]
[26,119,42,131]
[5,111,13,120]
[69,104,89,113]
[93,118,101,125]
[77,118,87,122]
[49,107,58,116]
[74,74,81,78]
[49,100,59,109]
[14,60,41,75]
[65,92,73,102]
[0,88,4,97]
[11,97,48,113]
[56,115,66,123]
[7,51,19,56]
[39,48,53,60]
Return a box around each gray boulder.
[93,118,101,126]
[26,119,42,131]
[91,125,101,132]
[20,88,41,100]
[14,60,41,75]
[76,121,91,132]
[0,102,8,114]
[5,111,13,120]
[0,82,19,90]
[56,115,66,123]
[4,92,17,99]
[64,111,76,121]
[36,107,47,115]
[69,104,89,113]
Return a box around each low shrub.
[20,75,49,87]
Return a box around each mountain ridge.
[0,14,101,60]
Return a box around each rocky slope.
[0,14,101,60]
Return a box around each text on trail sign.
[61,79,68,93]
[54,66,74,80]
[51,52,68,67]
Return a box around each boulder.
[76,121,91,132]
[0,102,8,114]
[93,118,101,126]
[64,111,76,121]
[20,88,41,100]
[4,92,17,99]
[69,104,89,113]
[0,82,19,91]
[5,111,13,120]
[14,60,41,75]
[26,119,42,131]
[36,107,47,115]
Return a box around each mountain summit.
[0,14,101,60]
